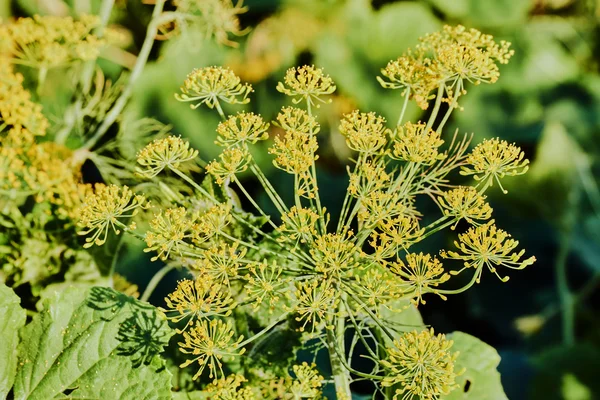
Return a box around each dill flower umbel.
[173,0,248,47]
[461,138,529,193]
[215,112,270,148]
[179,319,245,380]
[339,110,389,155]
[136,136,199,178]
[391,122,445,165]
[276,65,336,108]
[290,280,337,332]
[275,106,320,135]
[377,49,439,110]
[289,362,324,398]
[269,130,319,175]
[441,221,536,283]
[144,207,197,261]
[0,15,110,70]
[206,146,250,184]
[438,186,493,227]
[175,66,253,111]
[381,329,459,400]
[389,253,450,305]
[160,276,235,328]
[245,261,287,311]
[77,184,147,248]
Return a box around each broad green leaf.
[443,332,508,400]
[0,283,26,399]
[13,286,173,400]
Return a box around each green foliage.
[7,284,173,400]
[443,332,508,400]
[0,284,26,399]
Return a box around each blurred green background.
[5,0,600,399]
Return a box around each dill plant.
[0,0,537,397]
[76,25,536,398]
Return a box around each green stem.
[436,79,462,134]
[555,184,580,346]
[236,313,288,348]
[140,264,176,302]
[556,233,575,346]
[327,306,352,399]
[214,101,227,121]
[424,84,445,133]
[396,88,411,127]
[81,0,167,151]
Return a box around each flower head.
[1,15,110,69]
[289,362,324,398]
[440,221,536,282]
[245,261,287,312]
[173,0,248,47]
[269,130,319,176]
[215,112,269,148]
[461,138,529,193]
[136,136,198,178]
[179,319,245,380]
[348,161,391,201]
[192,243,246,286]
[206,146,250,184]
[276,65,336,107]
[389,253,450,304]
[160,276,235,328]
[438,186,493,228]
[144,207,196,261]
[391,122,445,165]
[175,66,252,110]
[421,25,513,85]
[290,279,337,332]
[77,184,147,248]
[277,206,320,244]
[339,110,389,155]
[275,106,319,135]
[204,374,256,400]
[381,329,459,400]
[377,49,440,110]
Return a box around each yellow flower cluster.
[339,110,389,155]
[160,276,235,328]
[461,138,529,193]
[215,112,269,148]
[206,146,250,184]
[390,253,451,305]
[0,15,112,69]
[77,184,147,248]
[381,329,459,400]
[274,106,319,135]
[0,59,48,137]
[172,0,248,47]
[175,66,253,111]
[438,186,493,227]
[136,135,199,178]
[269,130,319,176]
[178,319,245,380]
[379,25,514,109]
[391,122,445,165]
[276,65,336,108]
[441,221,537,283]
